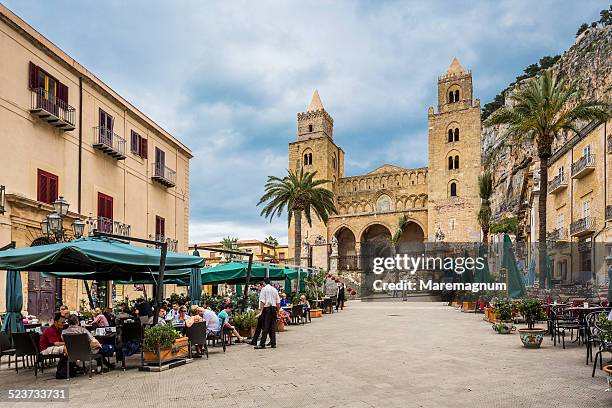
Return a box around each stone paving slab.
[0,302,611,407]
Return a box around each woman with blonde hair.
[92,307,109,328]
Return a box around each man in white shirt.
[254,277,280,349]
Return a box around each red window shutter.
[160,217,165,237]
[131,131,138,154]
[97,193,113,220]
[97,193,105,218]
[37,171,47,202]
[29,62,39,89]
[49,175,58,203]
[141,138,148,159]
[57,82,68,104]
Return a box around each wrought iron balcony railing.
[337,255,360,271]
[571,154,595,179]
[155,235,179,252]
[30,88,76,130]
[93,126,126,160]
[547,227,567,242]
[91,216,131,237]
[548,172,568,194]
[151,162,176,187]
[570,216,596,237]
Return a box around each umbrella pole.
[242,253,253,312]
[152,242,168,326]
[83,280,95,309]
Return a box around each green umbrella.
[544,255,553,290]
[1,270,24,335]
[0,237,203,280]
[460,250,474,284]
[189,249,203,305]
[200,262,285,285]
[475,244,492,284]
[502,234,526,299]
[607,265,612,303]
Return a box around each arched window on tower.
[448,91,454,103]
[454,155,459,169]
[303,152,313,166]
[454,128,459,142]
[448,156,454,170]
[450,182,457,197]
[308,153,313,165]
[308,124,313,133]
[448,129,453,143]
[454,89,460,102]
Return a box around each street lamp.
[72,218,85,239]
[52,196,69,217]
[0,185,5,215]
[47,212,63,238]
[40,218,51,236]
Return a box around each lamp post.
[0,185,5,215]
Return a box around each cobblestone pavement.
[1,302,611,408]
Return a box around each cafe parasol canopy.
[200,262,287,285]
[0,237,204,279]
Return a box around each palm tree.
[477,170,493,246]
[258,168,337,264]
[221,236,238,261]
[264,235,279,246]
[485,69,609,286]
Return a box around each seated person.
[166,302,180,323]
[174,306,189,326]
[59,305,70,319]
[298,295,311,309]
[156,308,167,325]
[218,304,246,343]
[279,293,290,307]
[219,297,232,312]
[201,303,220,337]
[92,308,109,328]
[186,307,206,355]
[62,314,113,371]
[39,313,65,355]
[102,308,115,327]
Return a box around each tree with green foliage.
[264,235,279,246]
[576,22,589,37]
[258,168,337,264]
[477,170,493,245]
[485,69,609,286]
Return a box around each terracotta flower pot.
[603,365,612,390]
[310,309,322,318]
[462,301,476,312]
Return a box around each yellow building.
[288,59,483,272]
[0,5,192,319]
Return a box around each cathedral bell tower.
[427,58,482,242]
[288,90,344,265]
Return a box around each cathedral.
[288,58,483,271]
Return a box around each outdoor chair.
[585,311,609,366]
[118,322,143,370]
[63,333,102,380]
[291,305,306,325]
[206,328,226,353]
[323,298,334,314]
[12,331,54,376]
[0,331,15,369]
[591,318,612,377]
[186,321,208,359]
[552,306,581,348]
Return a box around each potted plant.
[492,300,515,334]
[305,271,326,318]
[233,310,258,338]
[461,292,477,312]
[517,298,547,348]
[143,324,189,366]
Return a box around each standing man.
[254,278,279,349]
[336,282,345,311]
[249,282,265,346]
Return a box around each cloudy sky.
[4,1,604,244]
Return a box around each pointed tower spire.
[307,89,324,112]
[447,57,465,75]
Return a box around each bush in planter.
[233,310,258,330]
[518,298,546,329]
[597,313,612,342]
[143,324,180,350]
[493,300,513,322]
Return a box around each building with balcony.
[0,5,193,319]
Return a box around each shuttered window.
[130,130,148,159]
[37,169,58,204]
[155,215,165,239]
[28,62,68,104]
[97,193,113,220]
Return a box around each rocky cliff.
[482,25,612,230]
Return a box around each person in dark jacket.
[336,282,345,311]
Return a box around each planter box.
[462,301,476,312]
[310,309,322,318]
[143,336,189,366]
[237,327,255,338]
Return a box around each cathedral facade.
[288,59,483,271]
